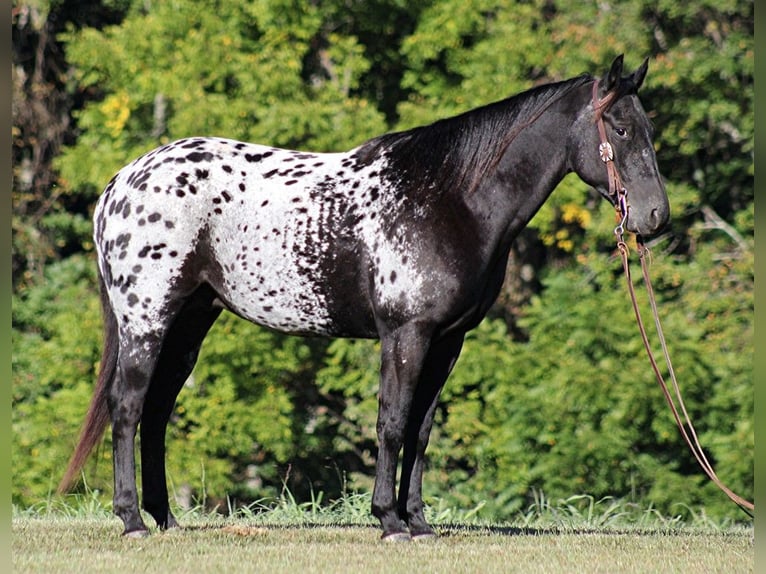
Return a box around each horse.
[59,55,669,540]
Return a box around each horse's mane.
[357,73,594,195]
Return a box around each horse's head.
[570,55,669,237]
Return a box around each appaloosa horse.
[60,55,669,540]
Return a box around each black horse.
[59,55,669,540]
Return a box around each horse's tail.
[58,270,117,494]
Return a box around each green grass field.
[12,493,753,573]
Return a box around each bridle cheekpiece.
[592,80,629,239]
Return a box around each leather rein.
[591,80,754,515]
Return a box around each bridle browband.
[590,78,755,516]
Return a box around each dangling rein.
[592,81,754,516]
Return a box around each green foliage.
[12,0,752,525]
[646,0,753,218]
[165,314,327,505]
[397,0,553,127]
[56,0,389,199]
[12,255,104,505]
[313,338,381,491]
[451,237,752,521]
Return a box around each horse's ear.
[603,54,624,93]
[631,57,649,91]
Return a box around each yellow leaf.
[100,91,131,138]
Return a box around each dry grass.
[12,495,754,574]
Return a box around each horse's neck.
[468,96,578,255]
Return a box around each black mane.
[358,73,594,195]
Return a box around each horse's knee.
[377,410,409,445]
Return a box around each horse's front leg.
[372,322,433,541]
[398,332,465,538]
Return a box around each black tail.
[58,271,118,494]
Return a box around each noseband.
[592,80,628,237]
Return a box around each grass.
[12,491,754,573]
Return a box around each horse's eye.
[614,127,628,138]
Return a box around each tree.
[12,0,132,287]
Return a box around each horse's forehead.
[611,94,648,122]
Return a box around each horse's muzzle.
[627,202,670,238]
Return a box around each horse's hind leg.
[140,285,222,529]
[109,335,163,536]
[397,331,465,538]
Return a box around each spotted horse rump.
[60,55,669,541]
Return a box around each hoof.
[123,528,150,539]
[381,531,412,542]
[163,514,180,530]
[412,531,438,542]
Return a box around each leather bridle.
[591,80,754,516]
[592,80,629,236]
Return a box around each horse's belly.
[208,216,376,337]
[210,245,336,336]
[216,273,377,338]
